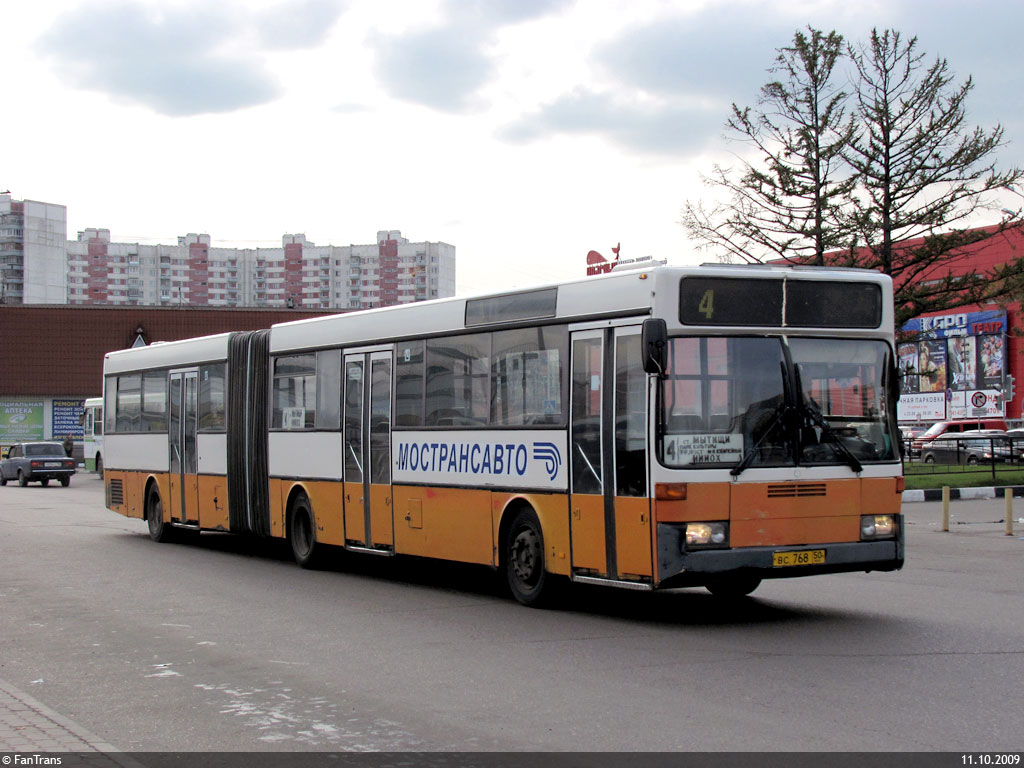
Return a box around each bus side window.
[615,334,646,497]
[571,336,603,495]
[395,341,425,427]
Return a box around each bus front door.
[569,327,652,584]
[343,351,394,553]
[168,370,199,526]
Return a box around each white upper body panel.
[269,265,894,354]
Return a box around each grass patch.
[904,463,1024,490]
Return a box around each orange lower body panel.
[393,486,493,565]
[653,477,902,548]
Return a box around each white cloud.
[35,0,349,116]
[7,0,1023,295]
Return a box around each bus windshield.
[659,336,898,469]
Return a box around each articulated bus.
[81,397,104,476]
[101,265,904,605]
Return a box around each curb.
[902,485,1024,503]
[0,677,142,766]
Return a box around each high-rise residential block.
[2,193,455,309]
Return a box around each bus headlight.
[861,514,896,540]
[685,522,728,549]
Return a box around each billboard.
[1,400,45,443]
[897,310,1008,422]
[52,399,85,440]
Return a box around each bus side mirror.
[642,318,667,375]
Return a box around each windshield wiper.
[731,361,793,477]
[795,366,863,474]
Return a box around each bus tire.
[288,493,320,569]
[705,573,761,599]
[503,508,551,607]
[146,485,173,543]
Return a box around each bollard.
[1007,488,1015,537]
[942,486,950,532]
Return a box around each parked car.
[910,418,1009,458]
[920,430,1009,465]
[985,428,1024,462]
[0,442,76,487]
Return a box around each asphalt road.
[1,474,1022,752]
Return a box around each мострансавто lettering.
[396,441,529,476]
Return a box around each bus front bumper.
[655,519,905,589]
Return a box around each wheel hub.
[511,528,539,583]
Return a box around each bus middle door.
[343,351,394,553]
[168,370,200,527]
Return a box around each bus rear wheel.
[288,494,320,569]
[705,573,761,599]
[504,508,552,607]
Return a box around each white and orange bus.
[101,264,904,605]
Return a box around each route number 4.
[699,289,714,320]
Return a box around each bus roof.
[269,264,892,354]
[104,332,232,375]
[99,265,893,370]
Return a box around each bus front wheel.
[146,486,173,543]
[288,494,320,569]
[705,573,761,599]
[504,508,552,607]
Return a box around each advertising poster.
[52,399,86,439]
[918,340,946,393]
[898,343,919,394]
[947,336,976,391]
[1,400,45,443]
[902,309,1006,339]
[949,389,1006,419]
[979,335,1005,388]
[897,392,946,422]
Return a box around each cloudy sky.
[7,0,1024,293]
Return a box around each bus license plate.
[772,549,825,567]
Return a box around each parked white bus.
[81,397,104,476]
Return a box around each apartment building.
[66,228,455,310]
[2,193,455,310]
[0,194,67,304]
